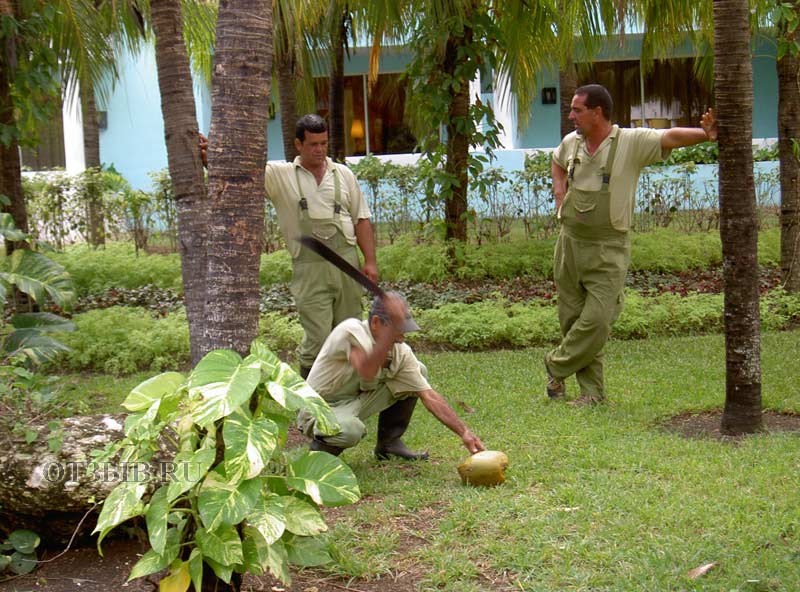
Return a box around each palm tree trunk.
[151,0,210,367]
[559,59,577,139]
[80,78,105,247]
[329,5,346,162]
[443,28,471,244]
[203,0,273,358]
[777,2,800,293]
[713,0,762,435]
[277,53,299,161]
[0,11,28,256]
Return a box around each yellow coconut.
[457,450,509,487]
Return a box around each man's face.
[370,316,405,345]
[295,131,328,168]
[568,94,601,136]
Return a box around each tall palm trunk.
[277,52,299,161]
[559,59,577,139]
[0,0,28,256]
[713,0,762,434]
[203,0,273,360]
[329,6,346,162]
[442,26,472,243]
[151,0,210,367]
[80,78,105,247]
[777,2,800,293]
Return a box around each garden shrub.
[260,249,293,285]
[258,312,303,354]
[378,236,449,282]
[411,299,560,350]
[631,230,723,272]
[51,243,183,295]
[410,289,800,350]
[54,307,190,374]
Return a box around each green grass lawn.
[53,330,799,591]
[291,329,800,591]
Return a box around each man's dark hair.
[575,84,613,121]
[295,114,327,142]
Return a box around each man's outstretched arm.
[661,108,718,149]
[416,389,485,454]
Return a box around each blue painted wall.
[101,38,780,191]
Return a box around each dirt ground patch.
[661,409,800,439]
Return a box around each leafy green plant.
[0,529,40,576]
[91,342,360,587]
[0,214,76,366]
[50,242,183,296]
[55,307,190,375]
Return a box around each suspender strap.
[600,128,620,190]
[567,128,620,189]
[295,165,344,214]
[567,138,581,182]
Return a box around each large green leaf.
[0,212,28,241]
[203,557,233,584]
[127,529,180,581]
[196,525,244,567]
[241,526,269,576]
[8,551,37,575]
[248,341,281,379]
[187,548,204,592]
[245,493,286,545]
[283,497,327,536]
[145,486,170,555]
[123,399,162,440]
[0,249,75,308]
[264,538,291,584]
[189,350,262,428]
[285,451,361,507]
[166,447,216,503]
[1,330,71,365]
[283,533,332,567]
[122,372,185,412]
[10,312,75,332]
[8,529,39,554]
[94,481,148,547]
[267,363,339,435]
[223,410,279,481]
[198,470,262,530]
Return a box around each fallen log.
[0,414,172,546]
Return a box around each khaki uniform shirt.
[307,318,431,401]
[553,125,670,232]
[264,157,371,258]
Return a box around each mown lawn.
[287,329,800,591]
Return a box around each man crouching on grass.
[297,291,485,459]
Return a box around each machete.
[298,235,385,298]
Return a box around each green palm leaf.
[0,250,75,308]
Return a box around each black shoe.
[374,398,429,461]
[309,438,343,456]
[375,439,429,461]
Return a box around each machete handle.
[298,235,385,298]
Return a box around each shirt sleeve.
[631,128,669,167]
[552,133,575,170]
[383,344,432,395]
[340,165,371,221]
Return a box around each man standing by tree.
[202,113,376,375]
[261,114,377,378]
[546,84,718,405]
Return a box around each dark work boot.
[299,366,312,380]
[309,437,344,456]
[374,398,429,461]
